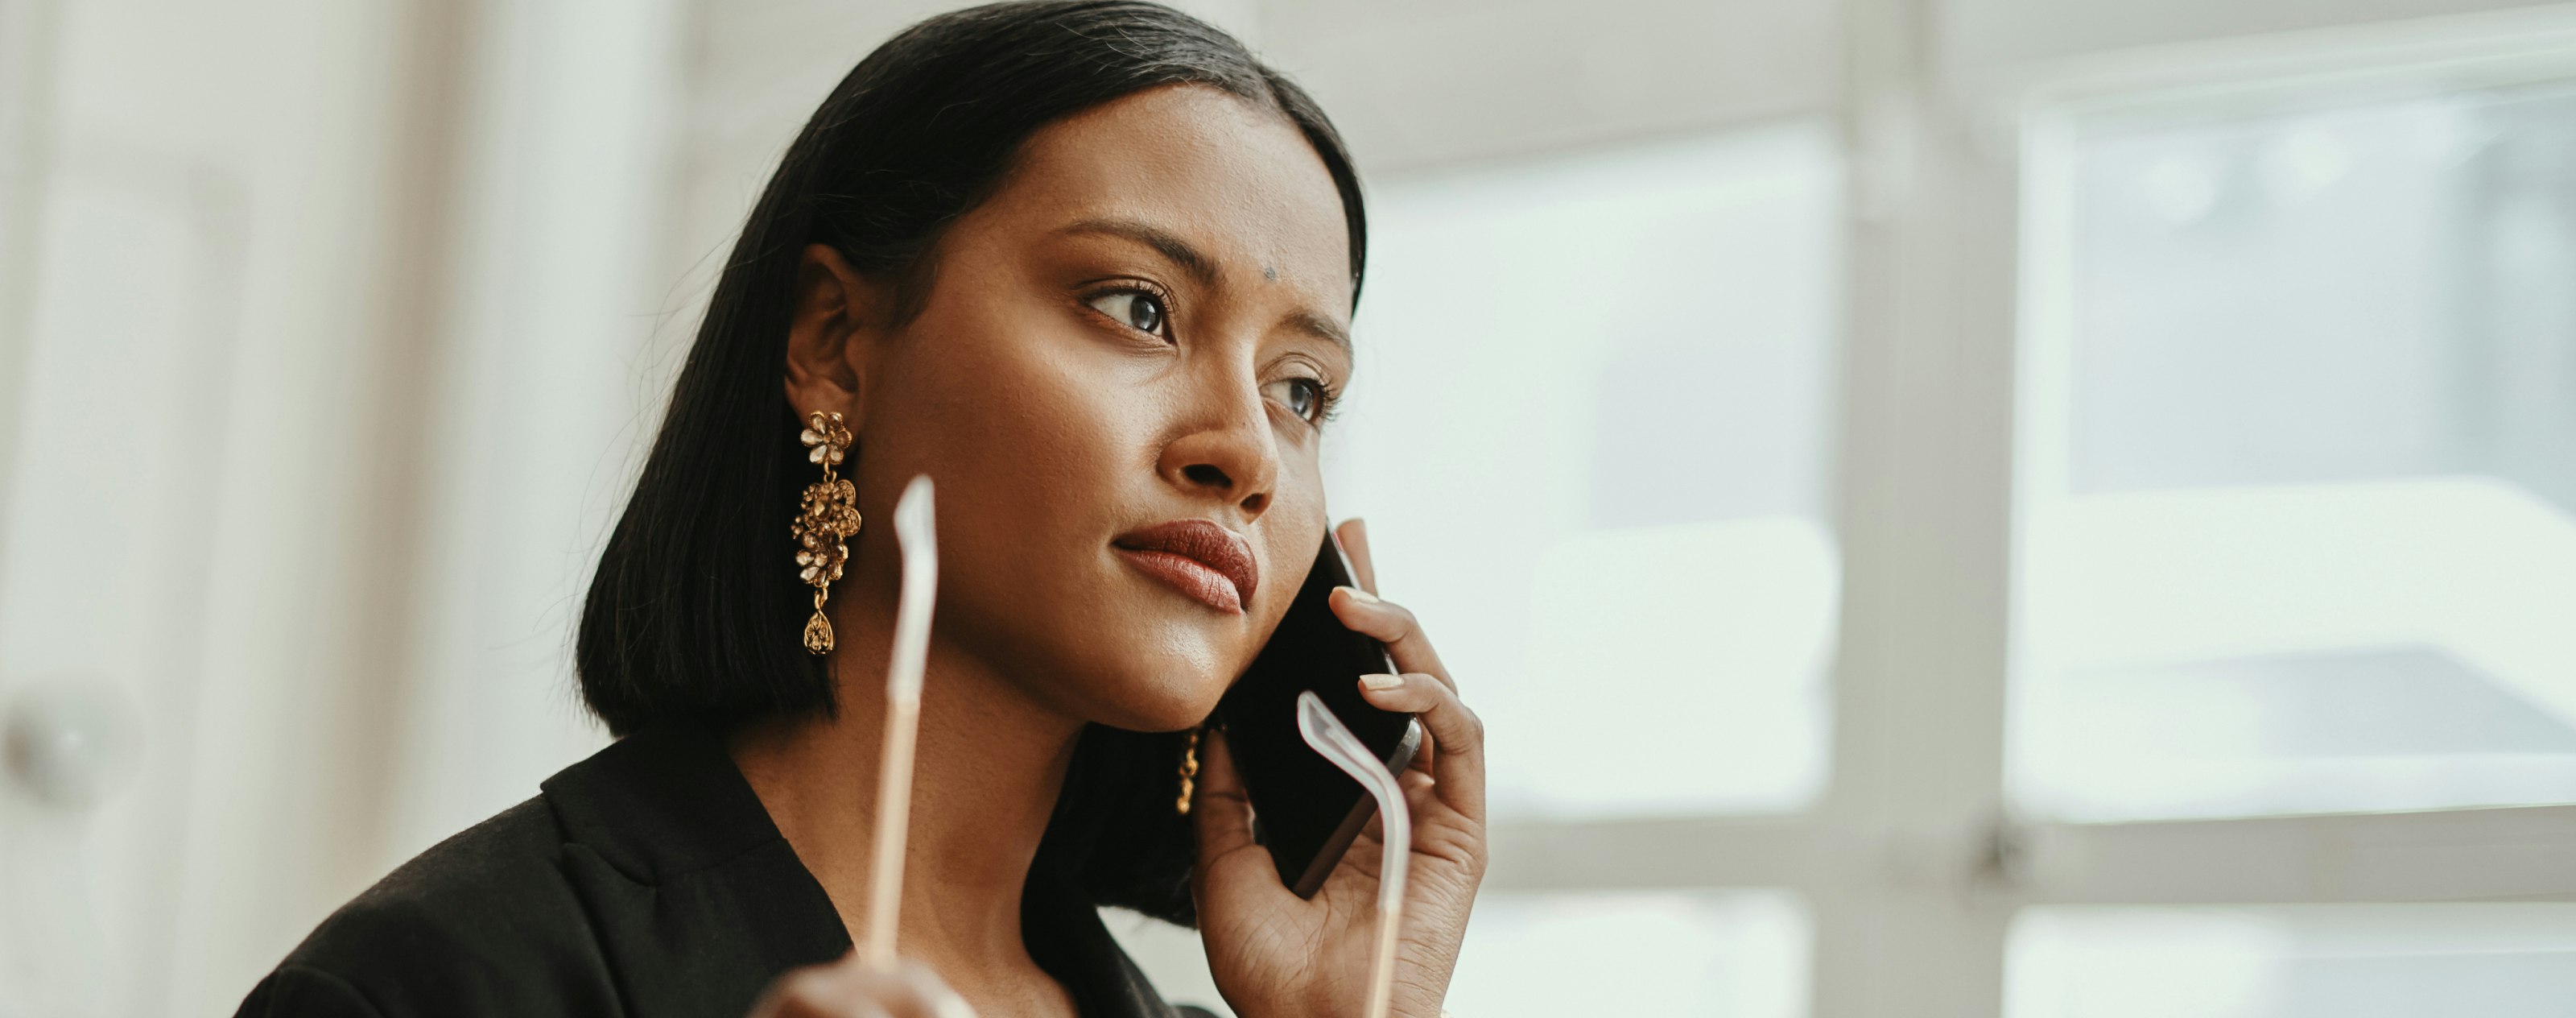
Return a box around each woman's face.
[797,84,1355,732]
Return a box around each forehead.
[974,84,1353,311]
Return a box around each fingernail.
[1360,672,1404,691]
[1339,586,1381,604]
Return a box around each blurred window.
[2007,905,2576,1018]
[1109,122,1843,1016]
[1448,891,1810,1017]
[1335,123,1845,821]
[2012,84,2576,821]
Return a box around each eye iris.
[1288,380,1316,419]
[1125,293,1162,333]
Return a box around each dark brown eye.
[1088,289,1166,336]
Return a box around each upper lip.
[1112,519,1259,607]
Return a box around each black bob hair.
[573,1,1366,927]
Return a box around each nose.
[1158,383,1279,519]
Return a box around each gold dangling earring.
[794,410,861,654]
[1175,727,1201,816]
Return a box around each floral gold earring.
[794,410,861,654]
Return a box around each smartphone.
[1213,530,1423,898]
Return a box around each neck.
[729,581,1085,979]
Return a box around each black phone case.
[1213,532,1422,898]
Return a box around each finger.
[1330,587,1451,690]
[1331,776,1433,888]
[752,959,872,1018]
[1335,517,1378,595]
[1396,763,1438,814]
[1356,672,1484,820]
[1192,730,1307,917]
[1189,730,1266,884]
[1403,717,1437,776]
[1401,768,1440,821]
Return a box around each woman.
[233,2,1486,1016]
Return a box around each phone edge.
[1288,718,1425,898]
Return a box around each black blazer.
[234,724,1213,1018]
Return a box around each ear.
[782,243,893,424]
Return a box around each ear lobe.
[782,243,885,420]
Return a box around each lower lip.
[1114,548,1245,615]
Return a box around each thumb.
[1190,729,1269,894]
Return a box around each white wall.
[0,0,687,1013]
[0,0,419,1012]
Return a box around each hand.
[1193,518,1488,1017]
[747,951,976,1018]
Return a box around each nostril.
[1240,492,1268,513]
[1182,464,1230,489]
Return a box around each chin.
[1058,631,1243,733]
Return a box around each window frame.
[1479,3,2576,1016]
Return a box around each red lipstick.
[1112,519,1258,615]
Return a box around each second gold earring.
[1175,727,1200,816]
[795,410,861,653]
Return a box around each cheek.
[1249,461,1331,621]
[860,294,1167,639]
[881,303,1143,501]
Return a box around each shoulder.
[235,797,621,1018]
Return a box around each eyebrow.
[1282,308,1352,355]
[1058,216,1352,355]
[1059,217,1219,288]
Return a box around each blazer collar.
[536,722,1187,1018]
[540,722,787,884]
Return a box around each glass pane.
[2013,83,2576,821]
[2008,905,2576,1018]
[1333,125,1843,820]
[1109,892,1810,1018]
[1449,891,1810,1017]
